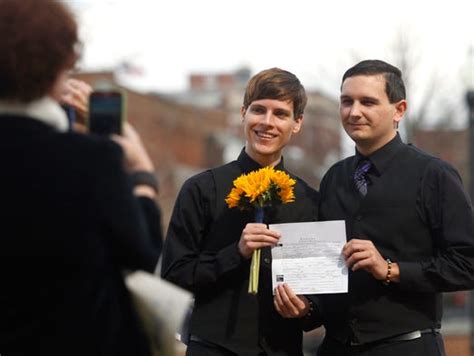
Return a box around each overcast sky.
[70,0,473,96]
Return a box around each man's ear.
[393,100,407,126]
[240,106,246,121]
[292,115,303,134]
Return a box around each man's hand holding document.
[271,220,348,295]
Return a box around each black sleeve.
[399,159,474,292]
[94,141,160,272]
[161,172,245,293]
[300,295,324,331]
[136,196,163,256]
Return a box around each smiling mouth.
[254,130,277,139]
[348,123,367,128]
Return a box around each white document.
[270,220,348,295]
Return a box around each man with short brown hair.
[162,68,318,355]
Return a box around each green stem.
[248,206,264,295]
[248,249,260,295]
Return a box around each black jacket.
[0,115,161,356]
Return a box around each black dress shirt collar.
[237,148,285,173]
[354,133,404,175]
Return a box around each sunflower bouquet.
[225,166,296,295]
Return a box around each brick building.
[74,69,341,228]
[74,71,227,225]
[170,67,342,187]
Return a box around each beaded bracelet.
[383,258,392,285]
[304,299,315,319]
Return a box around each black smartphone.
[88,90,125,136]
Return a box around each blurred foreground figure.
[0,1,161,355]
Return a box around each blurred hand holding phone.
[60,79,157,198]
[88,89,126,136]
[60,78,93,132]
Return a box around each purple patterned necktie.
[354,160,372,196]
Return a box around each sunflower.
[271,170,296,203]
[225,166,297,295]
[225,166,296,210]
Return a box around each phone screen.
[88,91,124,135]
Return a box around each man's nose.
[262,111,274,125]
[349,102,362,117]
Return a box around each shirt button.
[263,257,271,264]
[355,215,362,221]
[350,318,358,325]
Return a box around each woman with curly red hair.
[0,1,162,355]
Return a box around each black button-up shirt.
[310,134,474,345]
[162,149,319,355]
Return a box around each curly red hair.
[0,0,79,102]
